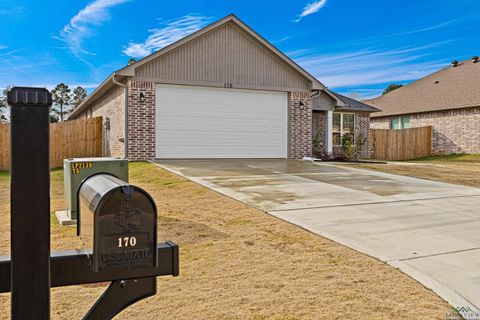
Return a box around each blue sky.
[0,0,479,98]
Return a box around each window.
[390,116,410,129]
[390,117,400,129]
[401,116,410,128]
[333,112,355,146]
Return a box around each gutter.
[112,72,128,159]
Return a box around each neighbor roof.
[333,92,380,112]
[364,58,480,118]
[71,14,338,118]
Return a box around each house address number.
[118,236,137,248]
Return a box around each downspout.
[112,72,128,159]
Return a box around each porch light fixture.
[299,101,305,110]
[139,91,145,101]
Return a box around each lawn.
[0,162,453,319]
[345,154,480,188]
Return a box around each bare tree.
[347,92,362,100]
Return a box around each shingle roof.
[333,92,380,112]
[364,58,480,118]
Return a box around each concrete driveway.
[153,159,480,313]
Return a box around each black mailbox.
[78,174,157,272]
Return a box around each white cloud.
[295,41,452,88]
[391,19,457,36]
[271,35,293,44]
[337,88,385,100]
[123,15,212,58]
[57,0,130,58]
[295,0,327,22]
[0,6,22,15]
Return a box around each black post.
[8,87,52,319]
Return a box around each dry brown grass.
[345,154,480,188]
[0,163,453,319]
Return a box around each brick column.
[312,111,326,158]
[356,112,371,159]
[127,81,155,161]
[289,92,312,159]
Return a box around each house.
[70,14,378,160]
[365,58,480,154]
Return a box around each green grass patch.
[128,161,189,189]
[405,154,480,162]
[0,171,10,182]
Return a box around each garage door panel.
[157,106,283,118]
[156,122,285,133]
[157,135,286,147]
[156,147,286,159]
[157,136,286,146]
[155,84,287,158]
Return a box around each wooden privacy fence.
[0,117,103,170]
[370,126,432,161]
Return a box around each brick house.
[70,14,378,160]
[365,58,480,154]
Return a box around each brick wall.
[312,111,326,158]
[355,112,371,158]
[370,117,389,129]
[371,107,480,154]
[127,81,156,160]
[77,85,125,158]
[289,92,312,159]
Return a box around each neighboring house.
[365,58,480,154]
[70,14,377,160]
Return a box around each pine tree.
[382,84,403,95]
[0,86,12,121]
[71,86,87,109]
[51,83,72,122]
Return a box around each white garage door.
[155,84,288,158]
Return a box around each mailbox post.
[9,87,52,320]
[0,87,179,320]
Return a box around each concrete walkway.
[153,159,480,313]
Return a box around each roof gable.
[70,14,339,118]
[118,14,324,91]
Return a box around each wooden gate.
[0,117,103,170]
[370,126,432,161]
